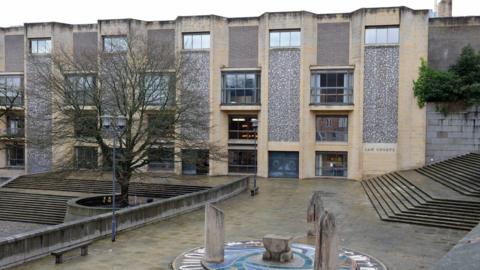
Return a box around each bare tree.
[0,75,24,137]
[30,32,222,206]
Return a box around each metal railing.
[316,131,348,142]
[310,88,353,105]
[0,128,24,138]
[228,130,257,140]
[221,89,260,105]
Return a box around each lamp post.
[250,118,259,196]
[101,114,126,242]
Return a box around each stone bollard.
[314,211,338,270]
[262,234,293,263]
[204,203,225,263]
[307,191,324,236]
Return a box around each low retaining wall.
[0,176,249,269]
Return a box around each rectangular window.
[144,74,173,105]
[365,27,399,45]
[103,36,128,52]
[0,76,23,106]
[75,146,98,169]
[183,33,210,49]
[228,115,257,140]
[66,75,95,105]
[316,115,348,142]
[228,150,256,173]
[222,72,260,105]
[315,152,347,177]
[30,38,51,54]
[7,145,24,167]
[270,30,301,48]
[148,147,174,171]
[74,113,97,138]
[5,115,24,137]
[311,71,353,105]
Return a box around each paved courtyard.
[13,177,466,270]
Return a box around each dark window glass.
[75,147,98,169]
[148,147,174,171]
[228,150,256,173]
[0,76,23,106]
[311,72,353,105]
[7,145,24,167]
[5,115,24,137]
[222,72,260,105]
[66,75,95,105]
[75,113,97,138]
[316,152,348,177]
[316,116,348,142]
[228,115,257,140]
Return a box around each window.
[270,30,300,48]
[144,74,172,105]
[183,33,210,49]
[103,36,128,52]
[228,150,256,173]
[148,147,174,171]
[222,72,260,105]
[30,38,51,54]
[6,115,24,137]
[228,116,257,140]
[365,27,399,44]
[316,116,348,142]
[316,152,347,177]
[75,146,98,169]
[0,76,23,106]
[7,145,24,167]
[148,113,175,140]
[74,113,97,138]
[311,71,353,105]
[66,75,95,105]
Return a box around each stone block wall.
[426,104,480,163]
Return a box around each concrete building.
[0,4,478,180]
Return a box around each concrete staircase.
[4,177,210,198]
[416,153,480,197]
[0,191,73,225]
[362,172,480,230]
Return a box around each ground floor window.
[315,151,347,177]
[7,145,24,167]
[148,147,174,171]
[228,150,256,173]
[268,151,299,178]
[75,146,98,169]
[182,149,209,175]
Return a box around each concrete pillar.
[204,203,225,263]
[307,191,324,236]
[314,211,338,270]
[438,0,452,17]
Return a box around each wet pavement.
[12,177,467,270]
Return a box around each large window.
[5,115,24,137]
[30,38,51,54]
[311,72,353,105]
[0,76,23,106]
[74,113,97,138]
[144,74,172,105]
[315,152,347,177]
[270,30,301,48]
[228,116,257,140]
[365,27,399,45]
[228,150,256,173]
[103,36,128,52]
[183,33,210,50]
[222,72,260,105]
[148,147,174,171]
[7,145,24,167]
[316,116,348,142]
[66,75,95,105]
[75,146,98,169]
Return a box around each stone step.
[427,161,479,179]
[386,216,473,231]
[416,168,480,196]
[422,166,480,190]
[361,180,393,219]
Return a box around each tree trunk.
[117,171,131,207]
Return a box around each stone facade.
[4,35,24,72]
[317,23,350,66]
[363,46,399,144]
[228,26,258,68]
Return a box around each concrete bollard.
[314,211,338,270]
[204,203,225,263]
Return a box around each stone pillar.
[314,211,338,270]
[204,203,225,263]
[307,191,324,236]
[437,0,452,17]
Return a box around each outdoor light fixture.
[250,118,259,196]
[232,118,246,122]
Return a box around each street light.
[101,114,126,242]
[250,118,259,196]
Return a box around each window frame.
[228,115,258,140]
[315,115,348,142]
[148,147,175,171]
[102,35,128,53]
[182,32,210,50]
[65,74,96,106]
[0,75,23,106]
[7,144,24,167]
[221,71,261,105]
[315,151,348,177]
[29,38,52,54]
[143,73,174,106]
[228,149,257,174]
[75,146,98,169]
[269,29,301,48]
[310,70,353,105]
[365,26,400,45]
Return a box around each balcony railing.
[221,89,260,105]
[0,128,24,138]
[228,130,257,140]
[310,88,353,105]
[0,96,24,107]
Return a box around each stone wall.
[73,32,98,63]
[268,49,300,142]
[228,26,258,68]
[426,103,480,163]
[317,22,350,66]
[4,35,24,72]
[363,46,399,143]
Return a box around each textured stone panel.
[428,25,480,71]
[148,29,175,67]
[363,46,399,143]
[426,104,480,163]
[5,35,24,72]
[268,49,300,142]
[317,23,350,66]
[73,32,98,63]
[26,56,53,173]
[229,26,258,68]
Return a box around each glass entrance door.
[268,151,299,178]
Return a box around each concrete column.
[204,203,225,263]
[314,211,338,270]
[307,191,324,236]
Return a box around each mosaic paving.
[172,241,387,270]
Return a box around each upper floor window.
[183,33,210,50]
[270,30,300,48]
[30,38,51,54]
[0,76,23,106]
[144,74,172,105]
[103,36,128,53]
[365,27,399,45]
[228,115,257,140]
[316,115,348,142]
[311,71,353,105]
[222,72,260,105]
[66,75,95,105]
